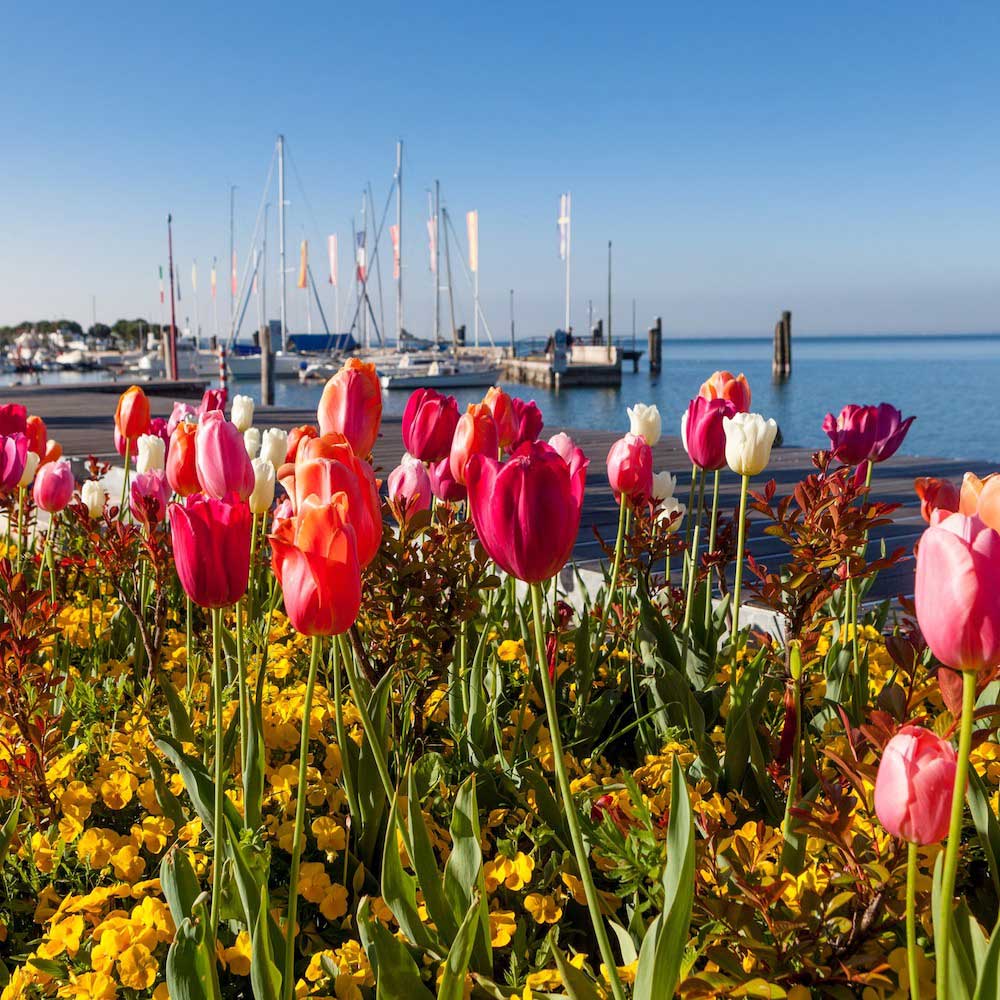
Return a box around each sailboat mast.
[395,139,403,347]
[565,191,572,333]
[262,204,269,333]
[443,207,458,350]
[167,214,179,381]
[360,193,368,350]
[607,239,612,361]
[229,185,236,333]
[277,134,288,351]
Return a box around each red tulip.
[823,404,879,466]
[195,410,255,500]
[466,439,588,583]
[874,726,957,844]
[0,404,27,437]
[606,433,653,502]
[169,494,251,608]
[387,457,432,523]
[428,457,466,503]
[33,459,75,513]
[450,403,497,486]
[25,415,46,458]
[167,422,200,496]
[285,424,319,464]
[115,386,151,443]
[915,512,1000,673]
[870,403,915,463]
[270,494,362,636]
[914,477,960,524]
[699,371,751,413]
[510,397,544,450]
[130,470,172,525]
[197,388,227,418]
[318,358,382,457]
[0,433,28,494]
[483,386,518,451]
[682,396,735,471]
[402,388,460,463]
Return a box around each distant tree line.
[0,318,159,349]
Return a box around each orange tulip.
[166,422,200,496]
[115,385,151,442]
[40,439,62,468]
[483,386,517,451]
[270,494,362,636]
[25,415,47,457]
[960,472,1000,532]
[317,358,382,457]
[285,424,319,464]
[449,403,498,486]
[699,370,751,413]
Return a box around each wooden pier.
[3,385,991,602]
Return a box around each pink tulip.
[510,397,544,449]
[197,388,228,418]
[401,388,459,463]
[915,512,1000,673]
[606,433,653,501]
[823,404,879,466]
[130,470,172,525]
[548,432,588,481]
[148,417,170,447]
[466,439,588,583]
[914,477,961,524]
[33,459,75,513]
[387,457,432,523]
[874,726,957,844]
[428,457,466,503]
[168,402,198,436]
[682,396,735,471]
[870,403,915,463]
[0,433,28,494]
[195,410,255,500]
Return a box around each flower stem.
[236,598,249,810]
[682,468,706,634]
[703,469,721,632]
[731,474,750,641]
[606,495,628,613]
[282,634,322,1000]
[529,583,626,1000]
[682,462,697,589]
[331,638,362,826]
[906,840,920,1000]
[209,606,226,936]
[119,438,131,519]
[937,668,976,998]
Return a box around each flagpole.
[434,179,441,345]
[473,212,480,348]
[167,215,179,381]
[192,259,200,347]
[565,191,572,334]
[229,185,236,334]
[212,258,219,342]
[396,139,403,348]
[278,134,288,352]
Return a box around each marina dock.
[7,385,992,603]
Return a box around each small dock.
[2,385,991,602]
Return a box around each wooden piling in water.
[260,325,275,406]
[648,317,662,373]
[772,310,792,378]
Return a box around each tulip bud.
[249,457,276,515]
[166,422,200,497]
[195,410,255,500]
[25,415,47,457]
[428,457,466,503]
[0,433,28,494]
[450,403,498,486]
[387,455,432,524]
[0,404,27,436]
[651,471,677,502]
[318,358,382,456]
[260,428,289,471]
[914,476,960,524]
[723,412,778,477]
[607,433,653,501]
[130,470,171,525]
[115,385,151,442]
[81,479,108,519]
[656,495,686,533]
[402,388,460,463]
[136,434,166,475]
[33,459,75,513]
[700,370,751,413]
[18,451,40,488]
[483,386,518,451]
[244,427,262,459]
[231,394,255,434]
[627,403,662,446]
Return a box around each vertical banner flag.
[328,234,338,286]
[390,224,400,280]
[558,194,570,260]
[231,251,238,297]
[427,217,437,272]
[297,240,308,289]
[466,210,479,273]
[356,232,367,282]
[159,266,165,304]
[210,259,217,298]
[191,261,198,294]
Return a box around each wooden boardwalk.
[5,384,995,600]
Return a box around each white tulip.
[231,394,255,434]
[249,457,276,515]
[656,495,686,533]
[651,471,677,502]
[627,403,662,446]
[135,434,165,474]
[723,412,778,477]
[680,410,690,457]
[260,428,288,471]
[81,479,108,519]
[244,427,262,459]
[18,451,40,488]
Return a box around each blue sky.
[2,1,998,338]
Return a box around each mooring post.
[772,310,792,379]
[648,316,662,374]
[782,310,792,375]
[260,325,275,406]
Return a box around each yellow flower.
[489,908,517,947]
[37,914,85,959]
[524,892,563,924]
[57,971,118,999]
[320,883,349,921]
[100,768,138,810]
[497,639,525,662]
[30,832,57,874]
[223,930,253,976]
[312,815,347,854]
[110,843,146,882]
[119,942,159,989]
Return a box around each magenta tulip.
[874,726,957,844]
[169,494,251,608]
[130,470,172,525]
[823,404,879,466]
[870,403,915,463]
[606,433,653,502]
[195,410,255,500]
[915,512,1000,673]
[0,433,28,494]
[466,439,587,583]
[428,457,466,503]
[401,388,460,463]
[387,457,432,523]
[0,404,27,437]
[33,459,75,513]
[510,397,544,450]
[682,396,735,471]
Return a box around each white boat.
[379,358,501,389]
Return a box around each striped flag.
[297,240,308,290]
[328,234,338,286]
[426,217,437,273]
[158,266,164,304]
[191,261,198,294]
[231,251,238,297]
[558,193,571,261]
[210,259,217,298]
[390,224,400,280]
[356,232,366,282]
[466,210,479,273]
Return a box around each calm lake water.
[8,333,999,462]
